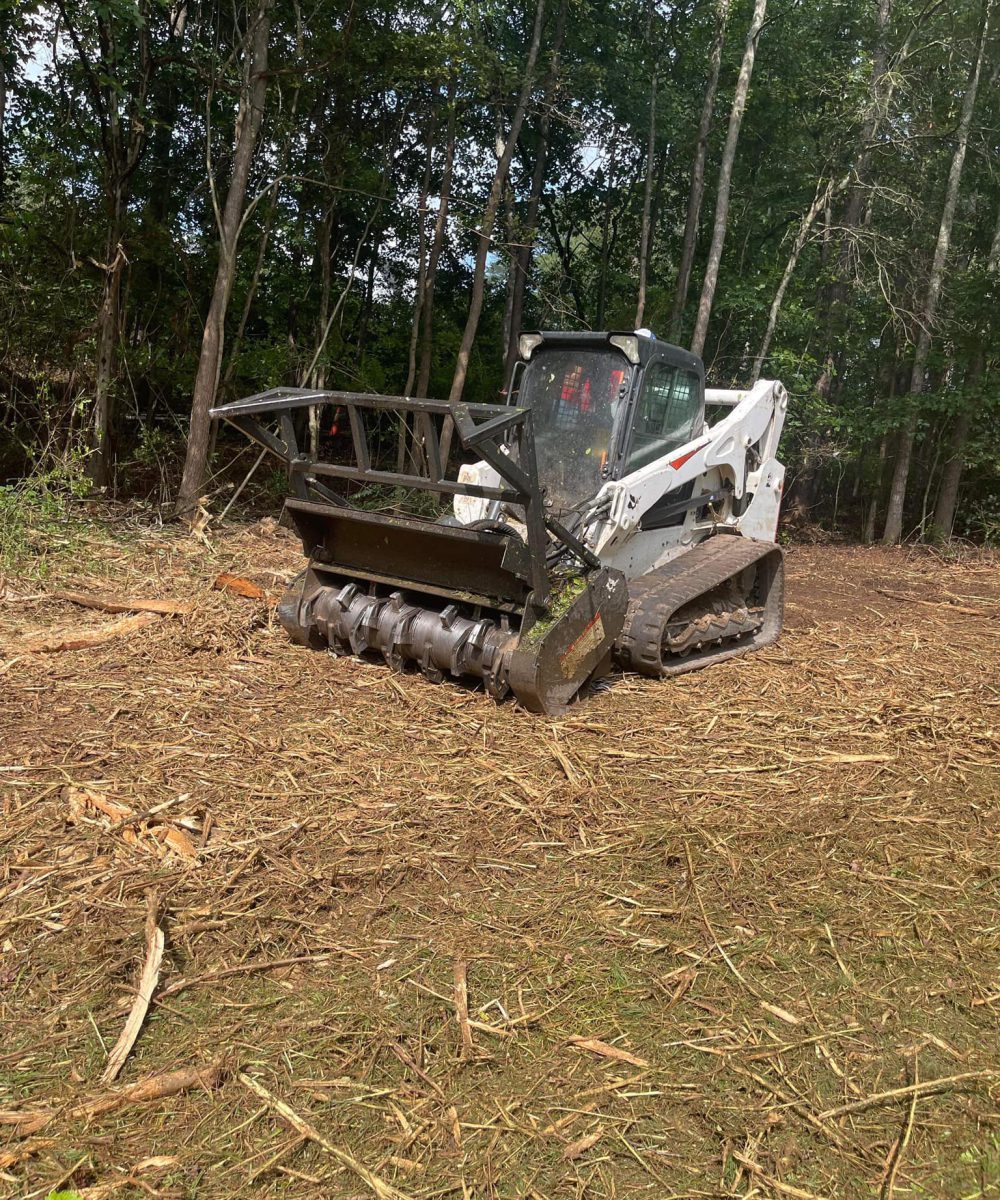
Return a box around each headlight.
[609,334,640,363]
[518,332,544,360]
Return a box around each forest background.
[0,0,997,544]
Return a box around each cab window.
[625,363,702,473]
[517,348,631,513]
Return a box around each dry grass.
[1,515,999,1199]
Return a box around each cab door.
[621,357,705,475]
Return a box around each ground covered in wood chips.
[1,517,999,1200]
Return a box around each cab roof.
[525,330,703,376]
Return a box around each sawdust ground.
[1,519,998,1199]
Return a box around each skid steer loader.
[211,329,787,714]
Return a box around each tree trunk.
[440,0,546,463]
[89,193,125,489]
[862,435,888,543]
[668,0,730,341]
[543,197,587,321]
[502,124,548,384]
[749,173,849,382]
[399,107,437,468]
[815,0,892,400]
[148,0,188,227]
[881,9,989,544]
[634,69,658,328]
[931,410,971,538]
[303,171,393,390]
[176,0,273,520]
[500,182,517,360]
[933,346,984,537]
[225,60,303,394]
[690,0,767,360]
[404,107,437,398]
[503,0,567,385]
[356,231,381,356]
[0,33,7,203]
[416,75,458,399]
[596,138,619,329]
[446,0,546,404]
[57,0,155,489]
[990,194,1000,271]
[933,201,1000,534]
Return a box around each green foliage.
[0,454,93,576]
[0,0,996,538]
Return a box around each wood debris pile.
[1,525,998,1199]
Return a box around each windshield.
[517,349,629,513]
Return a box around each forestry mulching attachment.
[212,330,787,713]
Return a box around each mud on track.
[2,523,999,1199]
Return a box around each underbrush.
[0,454,95,579]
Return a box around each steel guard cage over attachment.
[210,387,626,714]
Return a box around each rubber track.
[614,535,784,678]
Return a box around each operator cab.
[512,330,705,514]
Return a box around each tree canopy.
[2,0,997,541]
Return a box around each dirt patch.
[1,524,998,1199]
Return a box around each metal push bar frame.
[211,387,602,613]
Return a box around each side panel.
[591,380,788,580]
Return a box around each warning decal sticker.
[559,612,605,679]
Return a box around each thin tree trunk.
[304,182,334,461]
[816,0,893,399]
[990,194,1000,271]
[499,169,530,379]
[502,117,548,378]
[750,173,849,382]
[596,137,618,329]
[500,182,517,359]
[881,7,989,544]
[543,197,587,321]
[933,348,984,536]
[89,198,125,489]
[920,425,943,537]
[223,177,282,392]
[634,68,658,328]
[304,183,392,388]
[690,0,767,360]
[669,0,730,341]
[223,57,303,395]
[441,0,546,463]
[148,0,188,226]
[176,0,272,520]
[931,411,971,537]
[935,200,1000,534]
[503,0,567,384]
[404,109,437,397]
[356,231,380,355]
[416,75,458,399]
[399,109,437,469]
[863,434,888,542]
[863,355,902,540]
[58,0,154,489]
[0,30,7,204]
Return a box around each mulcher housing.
[211,330,787,714]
